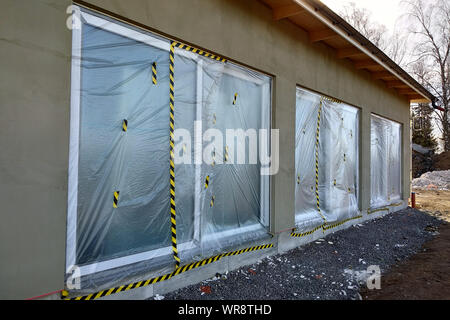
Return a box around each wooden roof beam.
[309,28,339,42]
[407,93,427,100]
[336,47,364,59]
[411,98,431,103]
[397,88,417,95]
[273,4,305,20]
[354,59,380,69]
[385,80,409,88]
[372,71,396,80]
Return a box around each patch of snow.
[412,170,450,190]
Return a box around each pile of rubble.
[412,170,450,190]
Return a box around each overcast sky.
[321,0,407,33]
[321,1,415,65]
[322,1,445,149]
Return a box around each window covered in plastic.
[67,8,271,281]
[370,114,402,208]
[294,87,359,233]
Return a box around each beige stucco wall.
[0,0,72,299]
[0,0,411,299]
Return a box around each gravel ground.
[163,208,442,300]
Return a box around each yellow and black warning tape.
[113,191,120,209]
[322,215,362,231]
[204,175,210,189]
[315,99,326,222]
[390,202,404,207]
[168,41,180,268]
[291,215,363,237]
[232,93,238,105]
[172,41,227,63]
[367,202,403,215]
[122,119,128,132]
[321,95,343,104]
[61,243,273,300]
[152,62,157,85]
[291,224,323,238]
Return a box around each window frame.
[370,113,403,207]
[294,86,360,225]
[67,6,271,277]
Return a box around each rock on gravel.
[163,208,441,300]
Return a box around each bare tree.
[404,0,450,151]
[410,59,438,150]
[340,2,388,49]
[388,32,409,68]
[340,2,408,67]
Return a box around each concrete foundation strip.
[321,95,343,104]
[367,202,404,215]
[292,201,405,237]
[290,214,363,237]
[61,243,274,300]
[322,215,363,231]
[290,224,324,238]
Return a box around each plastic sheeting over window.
[370,114,402,208]
[295,87,359,233]
[67,7,271,288]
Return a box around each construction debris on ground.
[412,170,450,191]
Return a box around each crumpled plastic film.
[67,8,271,292]
[196,60,271,258]
[319,99,359,222]
[295,88,359,233]
[294,89,324,231]
[370,114,402,208]
[76,23,173,268]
